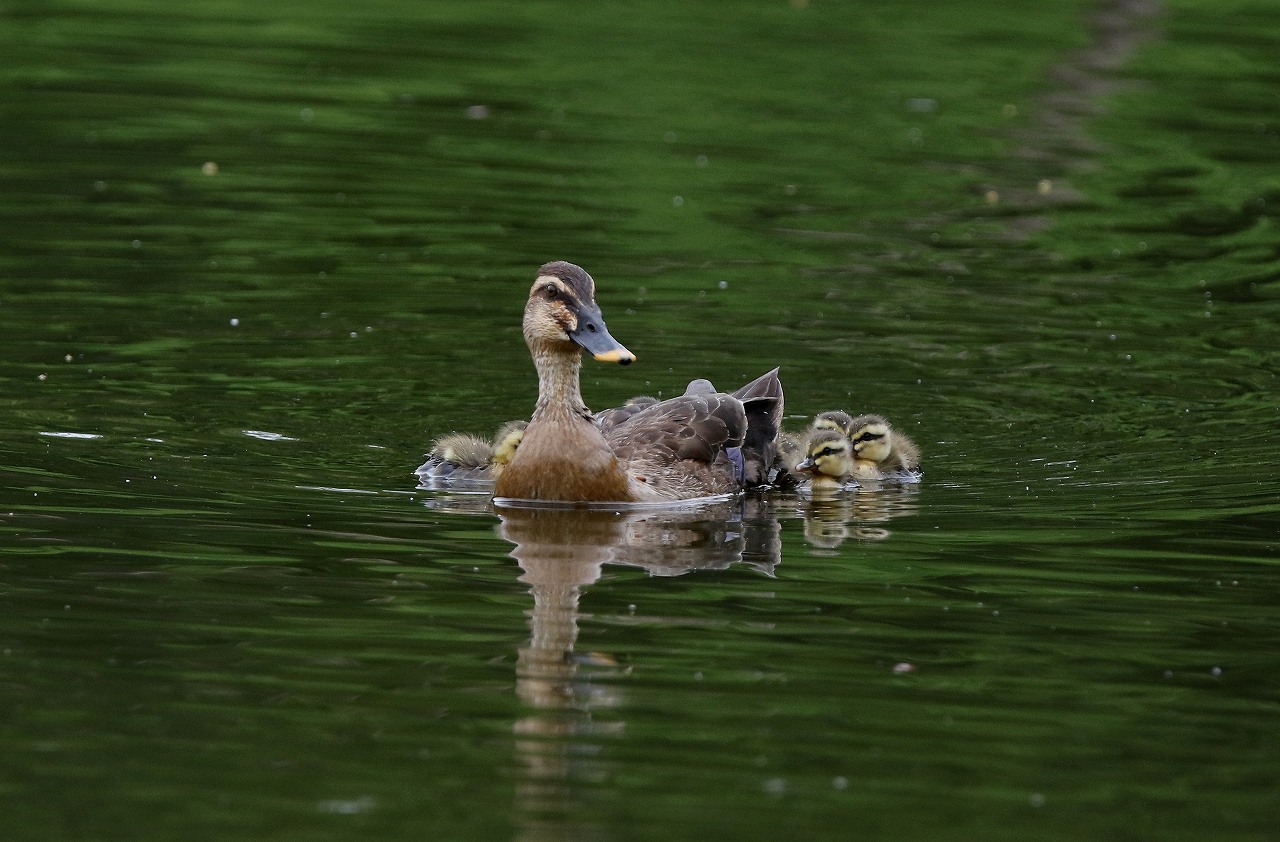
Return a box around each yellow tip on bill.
[593,347,636,364]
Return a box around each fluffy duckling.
[794,429,856,492]
[847,413,921,478]
[768,410,853,488]
[811,409,856,438]
[418,420,528,482]
[489,420,528,479]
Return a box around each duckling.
[768,410,852,488]
[418,420,528,482]
[794,429,856,492]
[492,260,783,503]
[489,420,528,480]
[846,413,921,479]
[811,409,856,438]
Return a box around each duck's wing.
[595,403,648,431]
[731,367,784,487]
[605,392,747,468]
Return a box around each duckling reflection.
[797,482,921,548]
[499,503,779,839]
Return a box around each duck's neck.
[531,343,589,420]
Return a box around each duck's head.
[849,414,892,463]
[795,429,854,479]
[525,261,635,364]
[812,410,855,437]
[491,420,528,467]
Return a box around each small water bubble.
[535,129,552,141]
[1211,666,1222,677]
[763,777,787,796]
[464,104,490,120]
[663,131,678,143]
[984,189,999,205]
[1029,793,1046,808]
[64,354,73,363]
[672,196,684,207]
[717,280,728,289]
[784,184,797,195]
[832,776,849,790]
[201,161,219,176]
[131,239,141,249]
[907,97,937,113]
[1002,103,1018,117]
[300,107,315,122]
[892,662,915,674]
[229,318,240,327]
[37,373,47,381]
[1163,670,1174,679]
[694,671,703,681]
[695,154,708,167]
[93,180,107,192]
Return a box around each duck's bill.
[795,458,817,473]
[570,306,636,365]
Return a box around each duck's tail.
[731,367,784,488]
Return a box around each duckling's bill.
[569,305,636,365]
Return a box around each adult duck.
[493,261,782,504]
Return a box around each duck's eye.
[585,323,597,333]
[544,285,559,300]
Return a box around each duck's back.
[605,392,746,501]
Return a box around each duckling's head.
[525,262,635,364]
[812,410,855,437]
[623,395,659,408]
[848,414,892,464]
[491,421,527,468]
[795,429,854,480]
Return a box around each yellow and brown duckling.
[846,413,921,479]
[418,420,527,483]
[491,260,783,503]
[811,409,856,438]
[794,429,856,492]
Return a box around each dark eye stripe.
[856,432,885,442]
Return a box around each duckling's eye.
[543,285,559,300]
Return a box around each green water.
[3,0,1279,839]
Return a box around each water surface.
[2,0,1279,839]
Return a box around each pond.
[2,0,1278,839]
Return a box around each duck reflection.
[499,501,777,841]
[444,488,917,840]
